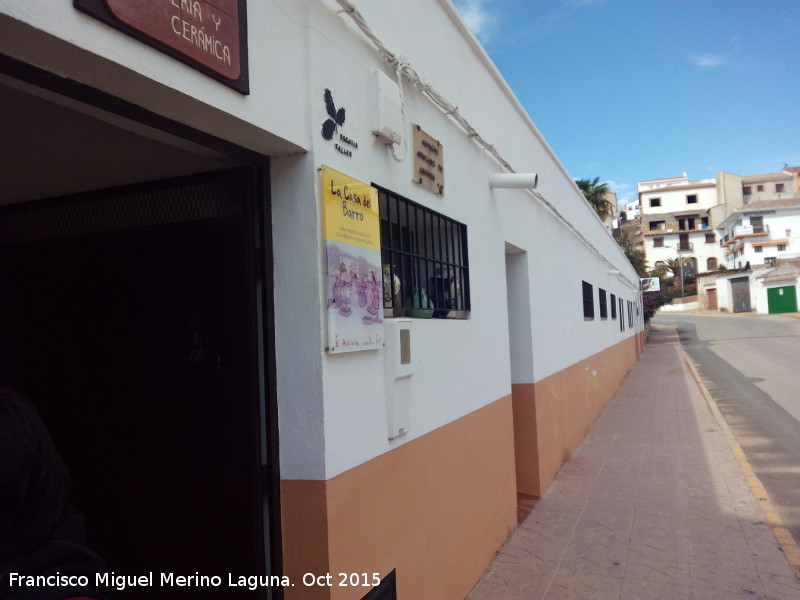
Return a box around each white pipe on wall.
[489,173,538,189]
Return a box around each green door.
[767,285,798,314]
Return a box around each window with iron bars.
[375,185,470,319]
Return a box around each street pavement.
[656,311,800,547]
[467,324,800,600]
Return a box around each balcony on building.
[720,224,770,246]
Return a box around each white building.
[639,173,722,276]
[624,198,641,220]
[700,259,800,315]
[604,189,618,231]
[0,2,644,598]
[754,260,800,314]
[717,199,800,270]
[697,168,800,314]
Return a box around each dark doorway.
[707,288,718,311]
[731,276,752,313]
[0,170,269,598]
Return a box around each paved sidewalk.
[468,324,800,600]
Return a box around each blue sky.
[453,0,800,206]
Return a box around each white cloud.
[453,0,494,42]
[607,179,628,191]
[691,54,729,68]
[607,180,636,205]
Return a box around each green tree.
[660,258,683,279]
[617,229,647,275]
[642,289,672,322]
[576,177,613,220]
[655,257,694,298]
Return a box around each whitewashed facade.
[717,201,800,269]
[0,2,644,598]
[639,174,723,276]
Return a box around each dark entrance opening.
[731,276,752,313]
[0,169,270,598]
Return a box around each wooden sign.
[412,124,444,195]
[75,0,249,94]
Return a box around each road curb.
[682,350,800,581]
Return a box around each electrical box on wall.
[372,70,403,146]
[384,319,412,439]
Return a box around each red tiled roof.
[742,172,790,181]
[739,198,800,210]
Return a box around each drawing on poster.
[321,165,383,353]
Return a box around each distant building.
[624,198,641,220]
[713,168,798,225]
[603,190,618,231]
[717,198,800,269]
[639,173,721,277]
[647,165,800,314]
[754,259,800,314]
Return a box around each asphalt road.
[655,312,800,544]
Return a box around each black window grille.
[582,281,594,320]
[375,186,470,319]
[619,298,625,331]
[611,293,617,319]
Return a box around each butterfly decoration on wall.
[321,88,346,141]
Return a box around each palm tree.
[575,177,613,221]
[659,257,691,297]
[661,258,683,279]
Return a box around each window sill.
[384,308,470,320]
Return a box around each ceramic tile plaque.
[412,124,444,195]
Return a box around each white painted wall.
[715,273,735,312]
[270,153,328,480]
[647,230,723,275]
[303,0,641,478]
[1,0,643,483]
[755,279,773,314]
[625,200,641,219]
[505,247,534,384]
[640,181,716,216]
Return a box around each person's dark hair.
[0,388,71,566]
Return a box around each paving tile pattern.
[468,325,800,600]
